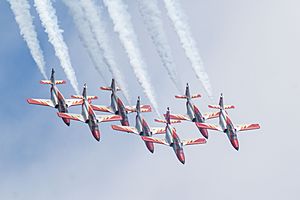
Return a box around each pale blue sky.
[1,0,299,199]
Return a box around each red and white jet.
[111,97,165,153]
[168,83,219,139]
[142,108,206,164]
[92,79,151,126]
[27,69,83,126]
[57,84,122,141]
[196,94,260,150]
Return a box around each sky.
[1,0,300,199]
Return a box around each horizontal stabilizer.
[236,124,260,132]
[91,105,113,113]
[40,80,66,85]
[57,112,85,122]
[182,138,207,146]
[155,119,181,124]
[100,86,121,91]
[141,136,169,145]
[203,112,220,120]
[196,123,223,131]
[96,115,122,123]
[111,125,139,134]
[65,99,83,107]
[175,94,201,99]
[126,105,152,113]
[27,98,55,108]
[71,95,98,100]
[208,105,235,109]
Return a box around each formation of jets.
[27,69,261,164]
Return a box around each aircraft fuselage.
[219,109,239,150]
[111,93,129,126]
[50,85,70,125]
[165,124,185,164]
[135,114,154,153]
[82,99,100,141]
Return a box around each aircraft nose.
[231,139,239,151]
[122,120,129,126]
[145,141,154,153]
[92,129,101,141]
[62,118,70,126]
[200,128,209,139]
[177,150,185,164]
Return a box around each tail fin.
[208,94,235,109]
[40,68,66,85]
[71,84,97,101]
[175,83,201,99]
[154,108,181,124]
[136,96,141,114]
[165,107,171,124]
[100,79,121,92]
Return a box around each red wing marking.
[91,105,113,113]
[191,94,201,99]
[167,114,190,121]
[27,99,55,107]
[182,138,207,146]
[57,113,85,122]
[196,123,222,131]
[96,115,122,123]
[203,111,220,120]
[224,105,235,109]
[141,136,168,145]
[151,127,166,135]
[140,105,152,112]
[40,80,52,84]
[65,99,83,107]
[208,105,221,109]
[154,119,181,124]
[236,124,260,132]
[175,95,187,99]
[111,125,138,134]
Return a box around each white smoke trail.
[138,0,182,92]
[8,0,47,79]
[103,0,159,115]
[163,0,213,98]
[79,0,130,103]
[34,0,79,94]
[62,0,108,85]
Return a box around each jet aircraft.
[91,79,151,126]
[142,108,206,164]
[196,94,260,150]
[111,97,165,153]
[27,68,83,126]
[57,84,122,141]
[169,83,220,139]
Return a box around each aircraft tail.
[208,93,235,109]
[175,83,201,99]
[40,68,66,85]
[71,84,97,101]
[100,79,121,92]
[136,96,141,114]
[155,107,181,124]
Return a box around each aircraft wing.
[96,115,122,123]
[65,99,83,107]
[196,123,223,131]
[182,138,207,146]
[203,111,220,120]
[155,119,181,124]
[27,98,55,108]
[111,125,139,134]
[236,124,260,132]
[150,127,166,135]
[91,105,114,113]
[57,112,85,122]
[167,114,191,121]
[141,136,169,145]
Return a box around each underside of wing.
[141,136,169,145]
[150,127,166,135]
[182,138,207,146]
[57,113,85,122]
[91,105,113,113]
[111,125,139,134]
[196,123,223,131]
[65,99,83,107]
[236,124,260,132]
[27,99,55,108]
[167,114,190,121]
[125,105,152,113]
[96,115,122,123]
[203,111,220,120]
